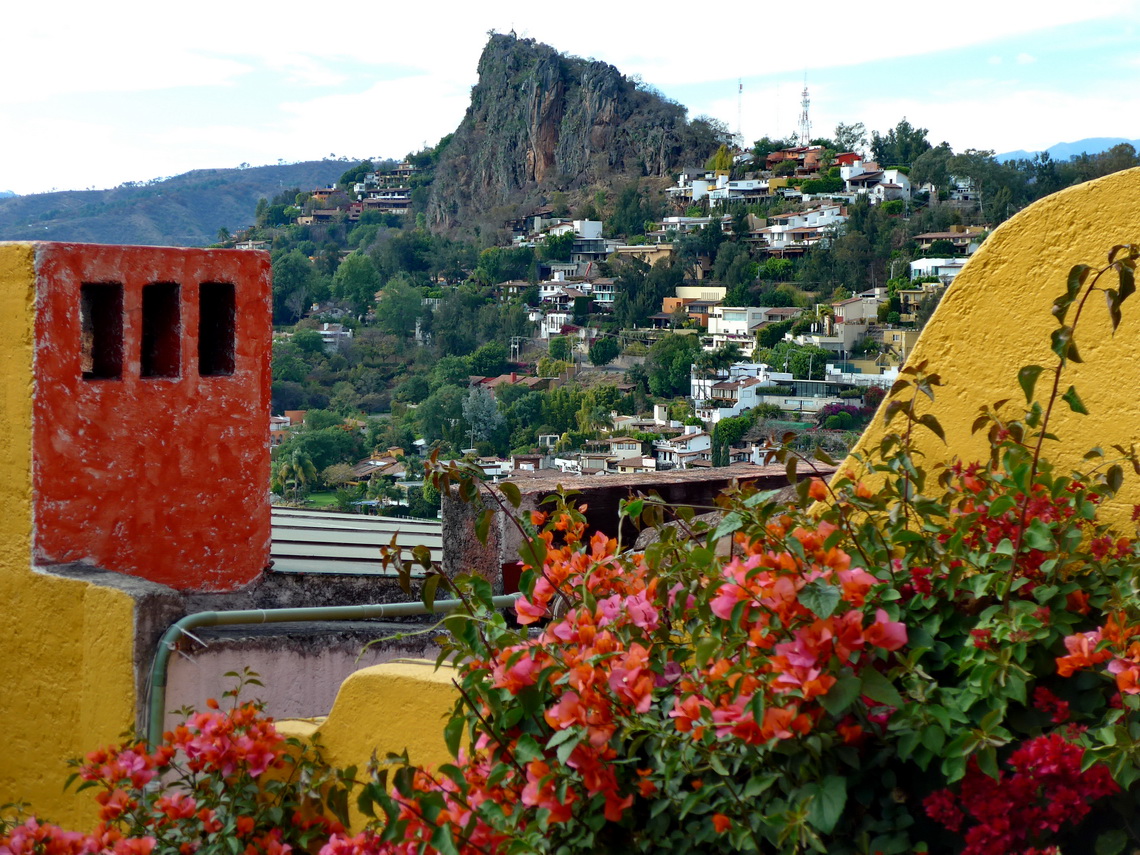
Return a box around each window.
[80,283,123,380]
[198,282,235,376]
[141,282,181,378]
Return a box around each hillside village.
[253,133,1004,514]
[214,35,1140,516]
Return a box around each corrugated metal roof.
[270,508,442,576]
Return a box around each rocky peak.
[426,33,727,231]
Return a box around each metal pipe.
[146,594,520,747]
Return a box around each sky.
[3,0,1139,196]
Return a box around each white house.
[691,362,794,424]
[707,175,770,208]
[705,306,777,356]
[653,427,712,470]
[909,257,967,285]
[539,312,574,340]
[755,204,846,251]
[841,161,913,202]
[547,219,604,240]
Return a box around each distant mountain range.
[0,161,347,246]
[0,190,15,198]
[996,137,1140,163]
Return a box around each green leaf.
[421,573,442,611]
[1105,288,1123,332]
[1119,261,1136,303]
[695,636,720,667]
[820,674,862,716]
[975,746,1000,781]
[1067,263,1091,299]
[921,725,945,754]
[814,447,837,466]
[443,715,464,759]
[474,509,491,545]
[805,775,847,835]
[514,734,543,764]
[499,481,521,509]
[1106,464,1124,495]
[1050,326,1074,362]
[917,414,945,443]
[883,399,909,426]
[430,823,460,855]
[785,454,798,485]
[1023,518,1056,552]
[861,668,904,708]
[712,511,744,542]
[1052,293,1073,324]
[1062,385,1088,414]
[623,498,644,519]
[1017,365,1044,403]
[800,580,841,619]
[743,489,781,508]
[1096,829,1128,855]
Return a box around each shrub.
[1,671,350,854]
[333,246,1140,854]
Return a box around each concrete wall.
[846,167,1140,531]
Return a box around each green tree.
[292,329,325,355]
[833,121,866,153]
[705,144,734,172]
[613,257,685,330]
[470,341,508,376]
[376,274,422,338]
[272,344,309,383]
[271,250,316,324]
[588,336,620,367]
[549,336,572,361]
[911,143,954,196]
[870,118,931,167]
[647,334,701,397]
[418,385,465,445]
[332,252,381,315]
[607,184,655,238]
[751,136,791,160]
[541,232,576,262]
[462,386,504,445]
[432,356,473,389]
[275,449,317,501]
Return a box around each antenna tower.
[737,79,743,145]
[798,77,811,146]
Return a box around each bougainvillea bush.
[0,671,352,855]
[339,247,1140,855]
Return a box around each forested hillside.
[0,161,346,246]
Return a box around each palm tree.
[695,343,744,378]
[277,449,317,502]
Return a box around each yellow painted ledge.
[278,661,459,830]
[845,166,1140,531]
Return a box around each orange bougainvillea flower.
[808,478,829,502]
[712,813,732,833]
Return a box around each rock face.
[427,33,724,230]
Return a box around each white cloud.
[3,0,1140,193]
[1017,53,1037,64]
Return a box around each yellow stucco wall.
[0,243,139,828]
[278,661,458,830]
[846,167,1140,530]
